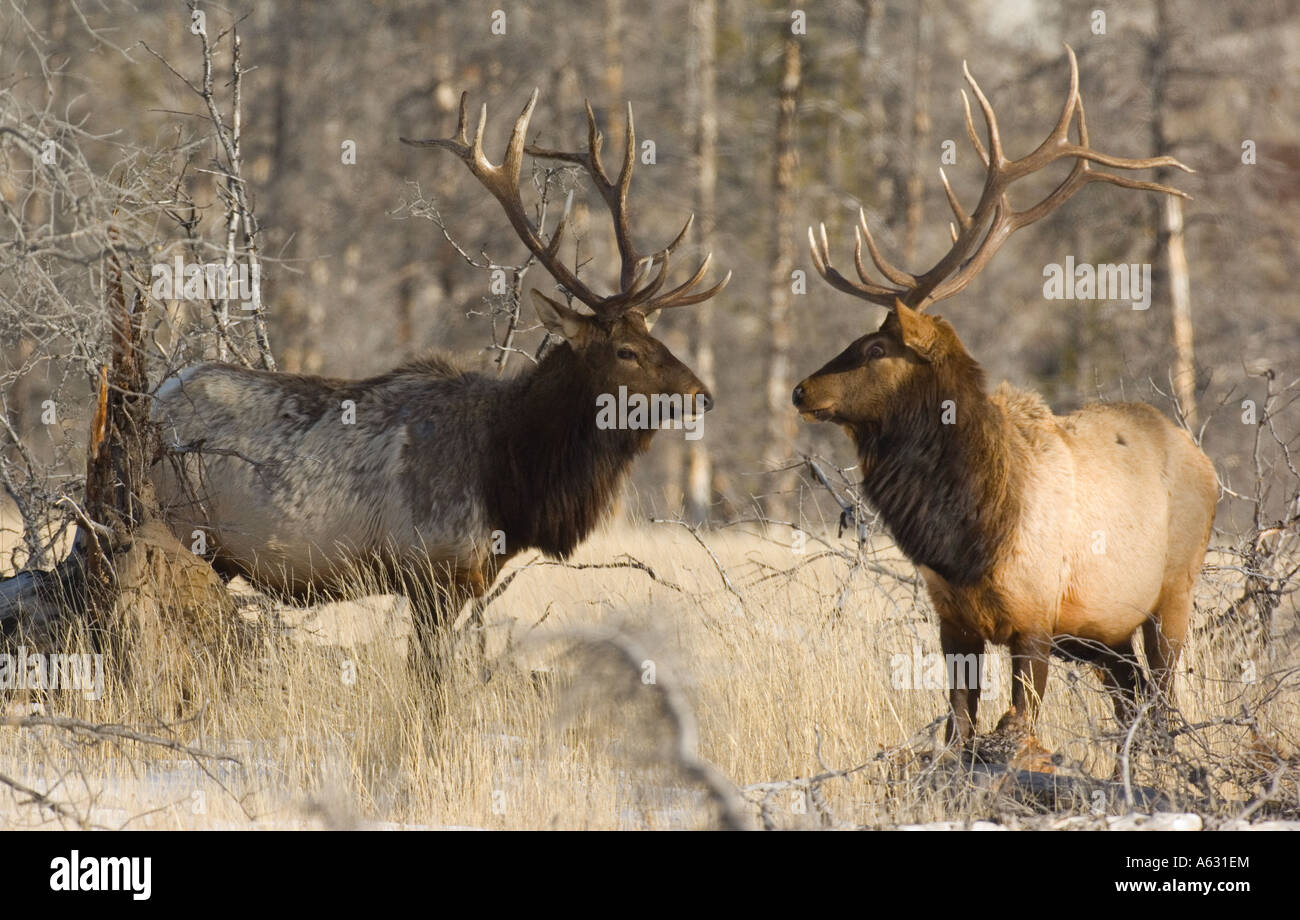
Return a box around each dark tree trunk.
[82,248,155,631]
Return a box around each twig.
[650,518,744,608]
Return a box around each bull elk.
[151,91,728,666]
[793,47,1217,756]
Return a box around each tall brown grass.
[1,516,1296,829]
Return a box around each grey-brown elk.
[792,47,1217,762]
[151,91,729,666]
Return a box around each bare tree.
[1,8,265,641]
[901,0,932,265]
[763,34,801,515]
[1150,0,1198,428]
[684,0,720,525]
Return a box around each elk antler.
[809,44,1193,311]
[401,90,729,320]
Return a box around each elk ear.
[892,300,939,358]
[531,290,588,342]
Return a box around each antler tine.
[645,254,733,312]
[402,90,608,311]
[807,223,902,306]
[618,102,636,198]
[849,227,903,297]
[807,224,830,277]
[666,250,713,299]
[656,213,694,261]
[625,255,654,292]
[651,267,734,310]
[415,92,727,321]
[583,101,609,185]
[611,101,640,291]
[857,208,918,287]
[1039,43,1081,160]
[808,45,1193,312]
[531,100,726,317]
[619,253,669,306]
[962,59,1004,167]
[500,87,538,182]
[1005,92,1191,231]
[959,89,990,167]
[453,91,470,145]
[938,168,971,233]
[1005,45,1195,184]
[687,268,734,306]
[852,227,873,286]
[471,103,489,165]
[531,100,644,303]
[643,251,709,311]
[923,45,1193,305]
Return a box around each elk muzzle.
[792,378,835,422]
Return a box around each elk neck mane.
[850,350,1021,586]
[484,342,650,559]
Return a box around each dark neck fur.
[850,360,1019,586]
[485,345,649,558]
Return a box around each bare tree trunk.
[604,0,625,142]
[902,0,931,265]
[684,0,718,525]
[859,0,891,208]
[1066,220,1097,406]
[1163,194,1196,426]
[763,36,801,517]
[267,0,320,374]
[602,0,643,518]
[858,0,877,84]
[1151,0,1197,428]
[83,250,154,628]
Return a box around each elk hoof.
[994,706,1028,736]
[1009,736,1058,774]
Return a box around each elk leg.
[459,560,497,680]
[1143,587,1189,710]
[1000,633,1051,736]
[466,553,509,666]
[1100,639,1167,779]
[407,565,482,679]
[407,578,456,677]
[1097,641,1143,727]
[939,617,984,746]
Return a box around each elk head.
[402,91,728,425]
[794,45,1192,434]
[793,301,974,434]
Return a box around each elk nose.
[792,384,805,407]
[696,391,714,413]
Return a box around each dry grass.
[1,515,1297,830]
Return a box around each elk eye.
[617,347,638,361]
[866,342,886,360]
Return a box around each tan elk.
[792,47,1217,757]
[151,91,728,665]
